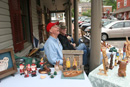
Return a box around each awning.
[115,7,130,13]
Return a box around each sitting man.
[58,25,89,65]
[44,22,63,65]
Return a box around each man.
[44,22,63,65]
[58,25,89,65]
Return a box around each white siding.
[31,0,39,40]
[0,1,13,50]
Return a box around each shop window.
[118,2,120,8]
[124,0,127,6]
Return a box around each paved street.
[106,38,127,50]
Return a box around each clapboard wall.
[31,0,39,40]
[0,0,13,50]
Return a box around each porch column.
[65,9,68,33]
[69,2,72,35]
[66,8,70,34]
[89,0,102,71]
[74,0,79,44]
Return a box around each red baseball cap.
[46,21,59,32]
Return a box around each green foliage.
[82,9,91,17]
[71,8,74,17]
[103,0,116,11]
[80,0,91,2]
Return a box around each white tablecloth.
[88,61,130,87]
[0,68,92,87]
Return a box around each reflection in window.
[125,22,130,27]
[112,22,124,28]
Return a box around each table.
[0,68,92,87]
[88,61,130,87]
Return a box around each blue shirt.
[44,36,63,65]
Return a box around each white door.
[108,22,124,38]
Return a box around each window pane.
[112,22,123,28]
[125,22,130,27]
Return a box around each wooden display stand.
[62,50,84,77]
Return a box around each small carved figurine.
[24,69,29,78]
[109,53,114,69]
[102,41,106,47]
[115,59,117,66]
[39,58,45,71]
[66,58,71,70]
[73,58,77,70]
[102,47,109,70]
[125,37,130,58]
[118,61,127,77]
[26,64,31,73]
[54,61,60,72]
[123,43,126,59]
[44,65,51,73]
[19,64,24,75]
[63,57,66,70]
[31,63,37,77]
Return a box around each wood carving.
[54,61,60,72]
[98,47,109,76]
[73,58,77,70]
[102,47,109,70]
[66,58,71,69]
[63,57,66,70]
[125,37,130,58]
[109,53,114,69]
[118,61,127,77]
[63,70,83,77]
[102,41,106,47]
[39,65,51,74]
[115,59,117,66]
[27,48,39,57]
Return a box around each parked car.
[79,18,91,27]
[84,20,115,33]
[80,23,91,31]
[101,20,130,40]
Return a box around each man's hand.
[71,43,76,47]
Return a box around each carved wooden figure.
[66,58,71,69]
[73,58,77,70]
[63,57,66,70]
[125,37,130,58]
[98,47,109,76]
[54,61,60,72]
[115,59,117,66]
[109,53,114,69]
[118,61,127,77]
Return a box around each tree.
[82,9,91,17]
[103,0,116,11]
[71,8,74,17]
[80,0,90,2]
